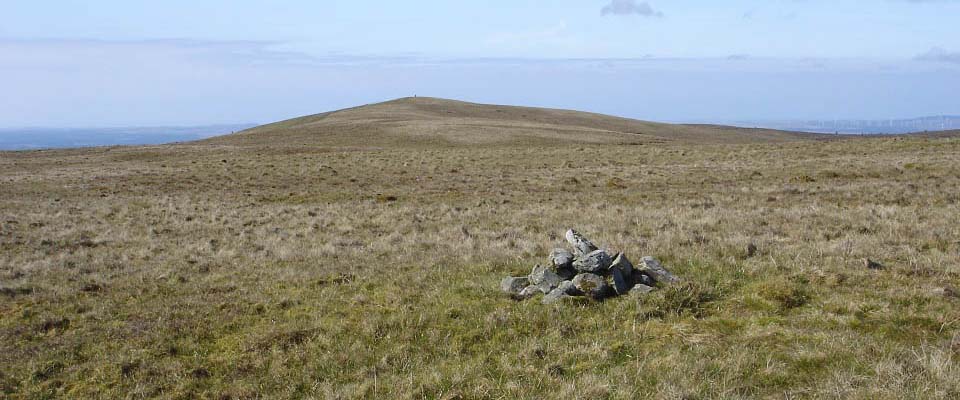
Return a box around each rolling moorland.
[2,97,960,399]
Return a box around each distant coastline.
[715,116,960,135]
[0,124,257,150]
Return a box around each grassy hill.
[206,97,822,147]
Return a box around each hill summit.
[205,97,816,147]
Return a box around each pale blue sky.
[1,0,958,127]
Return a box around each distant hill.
[0,124,256,150]
[205,97,823,147]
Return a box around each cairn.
[501,229,680,304]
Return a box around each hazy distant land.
[0,124,256,150]
[724,115,960,135]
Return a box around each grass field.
[2,99,960,399]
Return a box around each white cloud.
[601,0,663,17]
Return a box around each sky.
[1,0,959,127]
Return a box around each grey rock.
[609,253,634,277]
[572,273,610,299]
[518,286,541,300]
[557,280,580,295]
[633,273,655,287]
[542,280,581,304]
[542,290,570,304]
[638,256,680,284]
[549,248,575,270]
[573,250,612,274]
[565,229,598,256]
[630,284,655,295]
[500,276,530,296]
[528,264,549,284]
[530,264,564,294]
[610,267,632,295]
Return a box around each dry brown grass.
[1,112,959,398]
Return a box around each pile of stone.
[501,229,680,304]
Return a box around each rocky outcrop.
[500,229,681,304]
